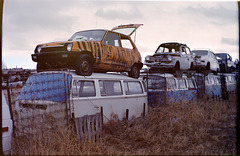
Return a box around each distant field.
[8,87,237,155]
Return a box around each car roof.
[160,42,187,47]
[37,71,140,81]
[73,29,130,38]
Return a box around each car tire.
[75,54,93,76]
[128,64,140,79]
[206,62,210,71]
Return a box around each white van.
[15,71,148,129]
[2,91,13,155]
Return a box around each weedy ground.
[11,93,237,155]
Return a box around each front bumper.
[144,61,174,68]
[192,62,206,69]
[32,51,80,67]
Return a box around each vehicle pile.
[2,24,238,154]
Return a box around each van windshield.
[17,73,72,102]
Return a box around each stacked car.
[31,24,143,78]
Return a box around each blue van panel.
[167,90,197,104]
[17,73,72,102]
[148,90,166,107]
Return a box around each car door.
[101,31,122,67]
[179,46,191,70]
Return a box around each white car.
[2,91,13,155]
[145,42,194,72]
[192,49,220,72]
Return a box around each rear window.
[17,73,72,102]
[99,80,122,96]
[124,81,143,95]
[72,80,96,97]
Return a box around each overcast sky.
[2,0,239,69]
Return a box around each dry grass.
[11,94,237,155]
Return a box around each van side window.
[178,79,187,89]
[72,81,96,97]
[99,80,123,96]
[187,79,196,89]
[215,77,220,85]
[209,77,215,85]
[72,80,79,97]
[78,81,96,97]
[205,77,209,85]
[167,78,177,90]
[124,81,143,95]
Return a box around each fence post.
[143,103,146,117]
[126,109,129,128]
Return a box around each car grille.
[41,47,64,52]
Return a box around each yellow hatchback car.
[31,24,143,78]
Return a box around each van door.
[123,80,147,118]
[97,80,126,121]
[72,79,99,118]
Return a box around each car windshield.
[69,30,106,41]
[155,45,180,53]
[216,53,226,59]
[192,50,208,56]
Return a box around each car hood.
[111,24,143,36]
[153,53,181,57]
[38,41,72,47]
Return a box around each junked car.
[192,49,220,72]
[14,71,148,136]
[31,24,143,78]
[215,53,235,72]
[2,91,13,155]
[145,42,194,73]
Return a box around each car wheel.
[206,62,210,71]
[128,64,140,79]
[75,54,93,76]
[175,61,180,71]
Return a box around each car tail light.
[2,127,9,132]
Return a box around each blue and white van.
[15,71,148,130]
[141,73,197,107]
[193,73,222,99]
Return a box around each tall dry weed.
[12,94,237,155]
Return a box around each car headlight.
[37,46,42,53]
[145,56,151,61]
[167,55,172,61]
[67,43,72,51]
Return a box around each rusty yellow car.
[31,24,143,78]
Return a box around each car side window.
[120,38,134,49]
[185,47,191,54]
[181,47,186,54]
[103,32,120,47]
[99,80,123,96]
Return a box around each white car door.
[180,46,191,70]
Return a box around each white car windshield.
[156,46,179,53]
[69,30,106,41]
[192,50,208,56]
